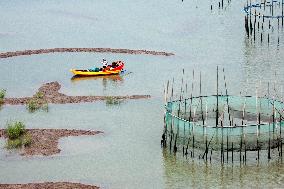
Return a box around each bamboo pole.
[232,142,234,163]
[190,70,195,122]
[200,72,205,126]
[216,66,219,127]
[223,68,231,126]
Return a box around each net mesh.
[164,95,284,151]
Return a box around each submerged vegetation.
[26,92,48,112]
[35,91,44,99]
[6,138,22,149]
[0,89,6,105]
[5,121,32,149]
[105,96,123,106]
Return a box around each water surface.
[1,0,284,188]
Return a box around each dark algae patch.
[0,47,174,59]
[3,81,151,105]
[0,182,99,189]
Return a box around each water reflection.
[241,34,284,97]
[71,74,123,83]
[71,74,123,90]
[162,149,284,188]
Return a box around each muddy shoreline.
[3,81,150,105]
[0,182,99,189]
[0,129,102,156]
[0,47,174,59]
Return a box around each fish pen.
[161,68,284,164]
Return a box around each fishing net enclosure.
[162,69,284,163]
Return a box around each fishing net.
[164,95,284,152]
[244,0,284,19]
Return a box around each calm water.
[1,0,284,188]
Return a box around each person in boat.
[117,61,123,66]
[101,58,108,68]
[111,62,117,68]
[116,61,124,72]
[106,65,112,71]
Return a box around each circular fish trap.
[162,95,284,162]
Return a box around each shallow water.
[1,0,284,188]
[0,100,165,189]
[1,102,284,189]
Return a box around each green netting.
[164,95,284,151]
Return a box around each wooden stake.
[216,66,219,127]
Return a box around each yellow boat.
[70,61,124,76]
[70,69,121,76]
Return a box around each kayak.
[70,69,121,76]
[70,61,124,76]
[71,74,123,82]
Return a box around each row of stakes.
[182,0,283,45]
[212,0,233,10]
[244,0,284,44]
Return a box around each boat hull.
[70,69,120,76]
